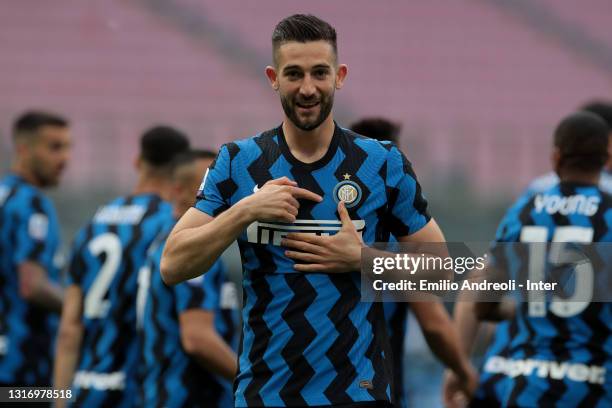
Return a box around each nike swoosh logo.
[253,184,261,193]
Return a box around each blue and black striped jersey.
[66,193,173,407]
[382,302,408,408]
[138,230,239,408]
[0,173,61,386]
[473,321,512,407]
[195,123,431,407]
[476,182,612,407]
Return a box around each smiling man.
[161,14,451,408]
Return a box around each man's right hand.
[442,367,479,408]
[239,177,322,223]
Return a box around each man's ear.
[265,66,279,91]
[134,156,142,171]
[335,64,348,90]
[14,139,29,157]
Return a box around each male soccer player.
[350,117,476,408]
[53,126,190,407]
[138,150,239,408]
[0,111,70,387]
[445,111,612,407]
[0,111,71,387]
[162,14,473,407]
[524,101,612,195]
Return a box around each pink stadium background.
[1,1,611,405]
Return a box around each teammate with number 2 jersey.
[53,126,189,407]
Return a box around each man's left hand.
[282,201,364,273]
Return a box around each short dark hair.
[580,101,612,128]
[554,111,610,172]
[350,117,402,145]
[13,110,68,140]
[272,14,337,65]
[171,149,216,171]
[140,125,190,167]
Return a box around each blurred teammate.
[53,126,189,407]
[446,112,612,407]
[350,117,476,408]
[524,101,612,195]
[138,150,239,407]
[162,14,472,407]
[0,111,71,387]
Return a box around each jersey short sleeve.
[12,196,54,266]
[65,226,89,286]
[174,259,225,313]
[385,145,431,237]
[493,193,533,243]
[195,144,233,217]
[487,192,534,281]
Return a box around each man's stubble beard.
[31,158,60,188]
[280,91,335,132]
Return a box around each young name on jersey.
[534,193,600,216]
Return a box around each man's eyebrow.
[282,63,331,72]
[282,65,303,72]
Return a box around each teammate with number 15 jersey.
[53,126,190,407]
[475,112,612,407]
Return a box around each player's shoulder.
[498,190,537,233]
[524,171,559,195]
[341,127,397,155]
[217,127,281,162]
[0,173,53,214]
[91,194,172,226]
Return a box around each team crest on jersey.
[333,174,362,208]
[28,213,49,240]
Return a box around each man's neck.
[10,162,41,188]
[133,176,172,202]
[282,115,335,164]
[558,170,600,185]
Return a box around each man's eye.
[285,71,300,79]
[314,70,328,78]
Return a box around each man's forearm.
[53,324,82,408]
[453,300,481,354]
[161,204,252,284]
[475,299,516,322]
[19,263,64,312]
[422,323,472,380]
[30,281,63,313]
[184,329,237,381]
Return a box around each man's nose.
[299,75,316,98]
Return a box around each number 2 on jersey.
[84,233,122,319]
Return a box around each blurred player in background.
[0,111,71,387]
[53,126,190,407]
[524,101,612,195]
[446,111,612,407]
[161,14,472,407]
[350,117,477,408]
[137,149,239,408]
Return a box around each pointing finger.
[338,201,355,230]
[266,177,297,187]
[290,187,323,202]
